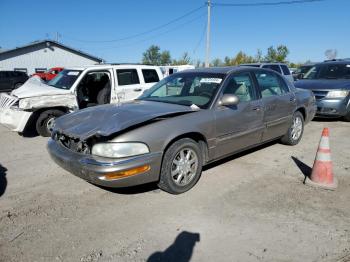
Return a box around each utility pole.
[55,32,61,42]
[205,0,211,68]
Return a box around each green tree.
[160,50,171,65]
[265,45,289,62]
[231,51,256,65]
[142,45,161,65]
[211,58,223,67]
[224,56,232,66]
[255,49,263,62]
[172,52,191,65]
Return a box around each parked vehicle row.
[240,62,294,83]
[0,71,28,92]
[48,66,316,194]
[32,67,64,81]
[0,64,163,136]
[294,59,350,121]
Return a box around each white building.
[0,40,104,75]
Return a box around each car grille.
[312,90,328,101]
[53,132,90,154]
[0,93,19,109]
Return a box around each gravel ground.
[0,120,349,262]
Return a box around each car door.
[75,69,113,108]
[115,68,143,101]
[214,71,264,158]
[139,68,161,92]
[254,70,296,142]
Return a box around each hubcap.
[291,116,302,140]
[46,117,56,132]
[171,148,198,186]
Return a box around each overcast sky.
[0,0,349,63]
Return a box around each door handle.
[134,88,142,92]
[290,97,296,102]
[252,106,261,112]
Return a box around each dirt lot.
[0,120,349,262]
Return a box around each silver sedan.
[48,66,316,194]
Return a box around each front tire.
[36,110,65,137]
[344,111,350,122]
[158,138,203,194]
[280,111,304,146]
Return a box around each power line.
[64,5,205,43]
[193,21,207,55]
[87,12,206,52]
[212,0,327,7]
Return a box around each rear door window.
[142,69,159,83]
[262,64,282,74]
[116,69,140,86]
[254,71,288,98]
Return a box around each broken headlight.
[91,142,149,158]
[19,97,36,109]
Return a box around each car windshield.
[303,64,350,79]
[47,69,82,89]
[295,65,313,74]
[138,72,225,109]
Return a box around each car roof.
[241,62,287,66]
[65,64,161,71]
[316,60,350,66]
[180,66,249,75]
[173,66,273,75]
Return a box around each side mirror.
[219,94,240,107]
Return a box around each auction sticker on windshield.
[200,78,222,84]
[67,71,80,76]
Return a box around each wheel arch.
[23,106,70,134]
[163,132,209,164]
[295,107,306,120]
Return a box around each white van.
[160,65,195,76]
[0,64,163,136]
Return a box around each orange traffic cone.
[305,128,337,190]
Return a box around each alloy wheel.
[171,148,199,186]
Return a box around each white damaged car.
[0,64,163,136]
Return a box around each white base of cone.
[304,177,338,190]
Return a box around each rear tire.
[280,111,304,146]
[344,111,350,122]
[158,138,203,194]
[35,109,65,137]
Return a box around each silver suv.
[241,62,293,83]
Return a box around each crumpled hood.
[54,100,196,140]
[12,77,70,99]
[294,79,350,90]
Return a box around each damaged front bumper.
[0,94,32,132]
[47,139,163,188]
